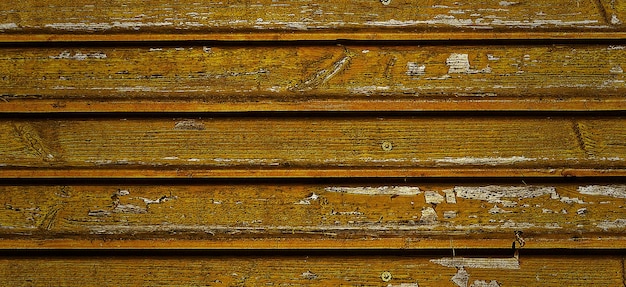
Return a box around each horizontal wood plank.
[1,117,626,178]
[1,44,625,112]
[0,254,622,286]
[2,183,626,249]
[0,0,625,41]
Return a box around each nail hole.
[381,271,392,282]
[381,141,393,151]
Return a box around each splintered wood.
[1,0,626,285]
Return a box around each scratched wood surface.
[1,44,625,112]
[0,254,623,286]
[0,117,625,178]
[0,0,625,41]
[1,183,626,249]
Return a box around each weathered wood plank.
[0,117,625,178]
[1,44,625,112]
[0,0,625,41]
[0,254,622,286]
[2,183,626,249]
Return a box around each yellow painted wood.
[1,183,626,249]
[0,44,625,112]
[0,117,625,178]
[0,0,624,41]
[0,255,622,286]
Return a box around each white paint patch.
[115,189,130,196]
[608,45,625,50]
[446,53,491,74]
[434,156,534,166]
[611,14,622,25]
[114,204,147,214]
[424,191,445,204]
[325,186,421,195]
[454,185,558,206]
[499,0,518,6]
[597,219,626,230]
[487,54,500,61]
[489,204,511,214]
[431,257,520,269]
[444,189,457,204]
[420,207,438,223]
[0,23,18,30]
[610,65,624,74]
[45,21,173,31]
[387,284,420,287]
[49,51,107,60]
[406,62,426,76]
[295,193,319,205]
[451,267,469,287]
[301,270,318,280]
[444,211,458,219]
[560,197,585,204]
[174,119,206,130]
[472,280,500,287]
[579,185,626,198]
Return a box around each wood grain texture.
[1,44,625,112]
[0,255,622,286]
[0,117,625,178]
[0,0,625,41]
[1,183,626,249]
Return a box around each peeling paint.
[49,51,107,60]
[325,186,421,195]
[471,280,500,287]
[454,185,558,206]
[444,211,458,219]
[424,191,444,204]
[387,283,419,287]
[610,65,623,74]
[174,119,206,130]
[446,53,491,74]
[406,62,426,76]
[451,267,470,287]
[560,197,585,204]
[44,21,173,31]
[431,257,520,269]
[434,156,534,166]
[579,185,626,198]
[0,23,19,30]
[301,270,318,280]
[444,189,457,204]
[420,207,438,223]
[597,219,626,230]
[295,193,319,205]
[489,204,511,214]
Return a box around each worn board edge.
[1,254,623,286]
[3,98,626,113]
[2,168,626,179]
[1,237,626,250]
[2,32,626,42]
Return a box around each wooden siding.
[1,0,626,286]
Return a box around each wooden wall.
[1,1,626,286]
